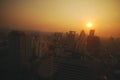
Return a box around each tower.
[89,29,95,37]
[86,30,101,55]
[8,31,32,70]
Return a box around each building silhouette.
[76,30,86,53]
[65,31,77,53]
[8,31,33,72]
[86,30,101,55]
[54,57,96,80]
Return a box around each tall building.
[86,30,101,55]
[31,34,41,58]
[89,30,95,37]
[8,31,33,71]
[65,31,77,53]
[54,57,95,80]
[76,30,86,53]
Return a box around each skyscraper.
[65,31,77,53]
[76,30,86,53]
[89,30,95,37]
[8,31,33,71]
[86,30,101,55]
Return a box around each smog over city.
[0,0,120,80]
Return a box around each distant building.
[54,57,95,80]
[76,30,86,53]
[39,38,49,58]
[8,31,33,70]
[31,34,40,58]
[89,30,95,37]
[65,31,77,53]
[53,32,63,42]
[86,30,101,55]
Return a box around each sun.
[87,22,93,28]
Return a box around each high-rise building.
[8,31,33,70]
[31,34,41,58]
[89,30,95,37]
[54,57,95,80]
[86,30,101,55]
[76,30,86,53]
[65,31,77,53]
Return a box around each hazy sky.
[1,0,120,37]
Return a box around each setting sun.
[87,22,93,28]
[1,0,120,37]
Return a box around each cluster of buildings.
[7,29,102,79]
[1,28,120,80]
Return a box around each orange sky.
[1,0,120,37]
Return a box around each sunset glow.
[0,0,120,37]
[87,22,93,28]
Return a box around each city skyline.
[1,24,120,80]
